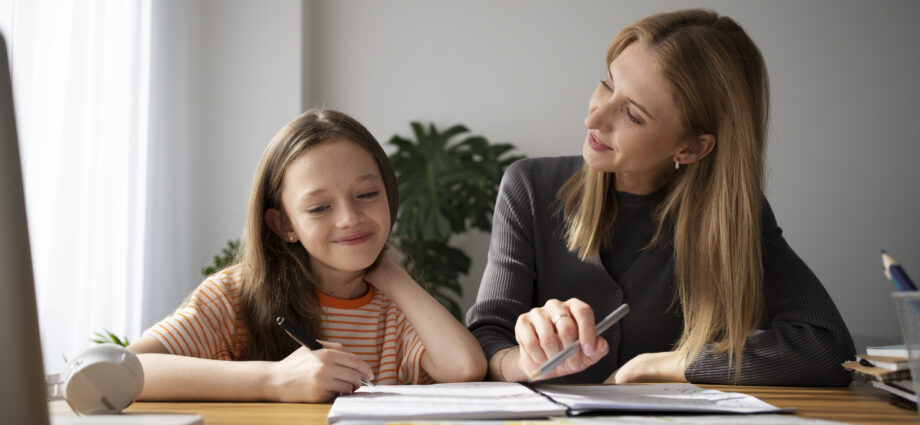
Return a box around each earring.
[287,234,296,242]
[674,159,680,170]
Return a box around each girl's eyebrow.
[352,174,382,184]
[298,174,382,203]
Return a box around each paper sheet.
[327,382,565,423]
[333,415,846,425]
[535,384,793,414]
[559,414,846,424]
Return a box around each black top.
[466,156,855,386]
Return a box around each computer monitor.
[0,32,51,425]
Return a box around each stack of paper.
[843,345,915,403]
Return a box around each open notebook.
[326,382,793,423]
[0,31,200,425]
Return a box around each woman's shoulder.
[504,155,584,190]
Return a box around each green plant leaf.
[387,121,524,318]
[201,239,240,277]
[90,329,130,347]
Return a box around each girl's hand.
[267,341,374,403]
[514,298,609,380]
[605,351,688,384]
[364,244,409,292]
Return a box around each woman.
[467,9,854,386]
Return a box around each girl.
[467,9,855,386]
[129,109,486,402]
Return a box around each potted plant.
[388,122,523,319]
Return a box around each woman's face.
[276,138,391,280]
[582,41,687,194]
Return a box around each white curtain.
[1,0,151,372]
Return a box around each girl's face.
[582,41,688,194]
[276,138,390,280]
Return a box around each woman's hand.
[606,351,688,384]
[513,298,609,381]
[267,341,374,403]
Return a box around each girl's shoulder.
[190,266,245,306]
[359,288,407,320]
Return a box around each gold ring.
[551,312,571,325]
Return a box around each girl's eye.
[308,205,329,214]
[358,191,379,199]
[600,80,614,93]
[626,107,643,125]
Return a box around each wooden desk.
[54,383,917,424]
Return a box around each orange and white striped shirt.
[144,268,433,384]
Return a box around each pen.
[527,303,629,383]
[275,316,373,386]
[881,251,917,291]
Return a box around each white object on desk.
[51,415,203,425]
[46,344,144,415]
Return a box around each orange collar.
[315,285,375,309]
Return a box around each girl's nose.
[336,201,363,228]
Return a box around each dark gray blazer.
[467,156,854,386]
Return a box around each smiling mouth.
[587,132,612,152]
[336,232,373,245]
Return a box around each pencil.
[275,316,373,386]
[527,303,629,382]
[882,251,917,291]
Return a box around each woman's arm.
[365,248,487,383]
[611,201,855,386]
[466,159,609,382]
[128,335,372,402]
[685,201,854,386]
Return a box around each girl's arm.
[365,248,487,383]
[128,335,372,402]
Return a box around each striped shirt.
[144,268,432,384]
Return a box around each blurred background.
[1,0,918,372]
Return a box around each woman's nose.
[585,98,615,132]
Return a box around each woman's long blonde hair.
[559,9,769,380]
[236,109,399,361]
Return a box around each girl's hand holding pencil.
[267,340,374,403]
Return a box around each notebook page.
[535,383,793,414]
[327,382,565,423]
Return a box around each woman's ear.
[265,208,297,243]
[678,133,716,165]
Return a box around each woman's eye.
[308,205,329,214]
[600,80,614,93]
[626,107,642,125]
[358,191,379,199]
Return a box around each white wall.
[306,0,920,346]
[143,0,303,326]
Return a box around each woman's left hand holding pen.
[266,341,374,403]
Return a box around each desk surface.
[54,383,918,425]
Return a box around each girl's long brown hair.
[559,9,769,380]
[235,109,398,361]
